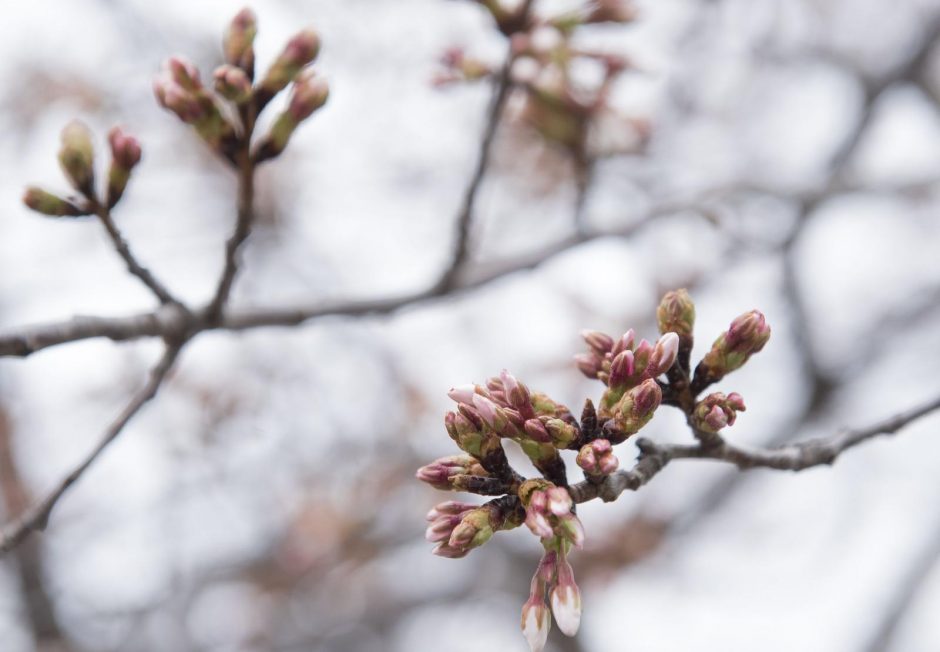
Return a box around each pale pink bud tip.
[652,332,679,374]
[546,487,573,516]
[550,584,582,636]
[447,384,477,404]
[705,405,728,430]
[521,602,551,652]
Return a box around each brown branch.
[0,341,184,554]
[568,393,940,504]
[0,208,677,358]
[206,154,256,321]
[93,202,182,307]
[433,1,535,293]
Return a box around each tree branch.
[568,393,940,504]
[93,203,182,307]
[0,208,675,358]
[0,341,184,554]
[433,1,535,293]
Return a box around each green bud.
[22,187,87,217]
[58,120,95,197]
[657,289,695,342]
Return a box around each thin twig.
[568,393,940,504]
[93,203,181,307]
[434,1,535,293]
[0,341,184,554]
[206,156,256,321]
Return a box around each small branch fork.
[568,394,940,504]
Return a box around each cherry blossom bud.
[254,70,329,162]
[577,439,618,475]
[692,392,747,434]
[58,121,95,197]
[546,487,572,516]
[524,418,551,442]
[521,598,551,652]
[416,455,485,490]
[581,329,613,356]
[657,288,695,341]
[258,30,320,102]
[606,378,661,442]
[698,311,771,383]
[610,329,635,357]
[550,550,582,636]
[213,64,252,104]
[447,384,479,404]
[153,74,206,123]
[648,332,679,376]
[426,500,477,521]
[22,187,86,217]
[106,127,142,208]
[544,418,577,448]
[726,310,771,353]
[574,352,602,379]
[608,350,635,388]
[223,8,257,77]
[167,56,202,92]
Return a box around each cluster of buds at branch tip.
[420,289,773,650]
[106,127,142,208]
[577,438,618,477]
[24,122,144,217]
[578,329,678,390]
[520,481,585,548]
[425,498,524,558]
[692,392,746,435]
[696,310,771,385]
[154,56,238,158]
[223,7,257,78]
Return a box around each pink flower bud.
[213,64,253,103]
[726,310,771,353]
[574,352,602,379]
[581,330,614,355]
[657,288,695,339]
[704,405,728,430]
[447,384,478,404]
[546,487,573,516]
[524,418,551,442]
[550,552,582,636]
[223,8,257,74]
[167,56,202,91]
[608,350,634,387]
[631,378,661,417]
[649,332,679,376]
[521,598,551,652]
[426,500,476,521]
[287,70,329,121]
[610,329,635,357]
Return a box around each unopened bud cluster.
[418,289,771,651]
[23,120,143,217]
[151,7,328,164]
[436,0,646,161]
[23,7,328,222]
